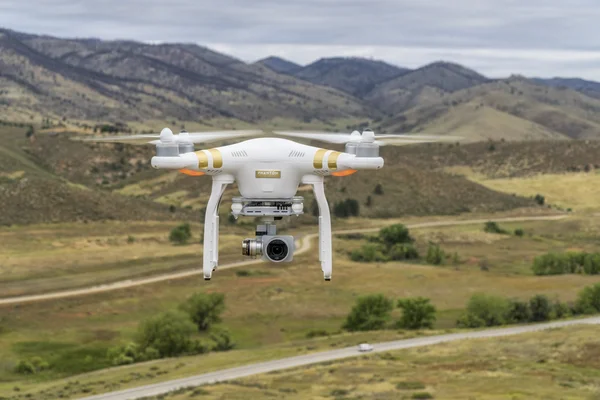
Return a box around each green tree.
[344,198,360,216]
[342,294,394,331]
[396,297,436,329]
[136,310,196,357]
[179,292,226,332]
[529,294,552,322]
[551,300,571,319]
[514,228,524,237]
[388,243,419,260]
[459,293,510,327]
[534,194,545,206]
[576,283,600,314]
[425,243,445,265]
[483,221,507,234]
[350,244,388,262]
[505,299,531,323]
[379,224,414,247]
[210,329,235,351]
[169,223,192,245]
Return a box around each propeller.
[273,128,462,146]
[76,128,263,145]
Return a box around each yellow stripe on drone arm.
[313,148,327,169]
[327,151,341,170]
[195,150,209,169]
[208,149,223,168]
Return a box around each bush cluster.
[350,224,455,266]
[169,223,192,245]
[456,283,600,328]
[342,294,436,332]
[483,221,508,234]
[532,251,600,275]
[14,357,50,375]
[333,198,360,218]
[350,224,419,262]
[107,292,233,366]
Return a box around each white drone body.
[85,128,458,281]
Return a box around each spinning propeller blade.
[77,129,263,145]
[273,129,462,146]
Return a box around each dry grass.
[475,172,600,211]
[157,324,600,400]
[1,212,600,399]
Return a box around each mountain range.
[2,27,600,141]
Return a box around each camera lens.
[242,239,262,257]
[266,239,288,261]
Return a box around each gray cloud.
[1,0,600,78]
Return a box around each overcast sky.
[2,0,600,79]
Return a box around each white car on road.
[358,343,373,352]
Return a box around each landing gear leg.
[303,175,332,281]
[203,175,234,280]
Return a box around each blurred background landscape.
[3,12,600,400]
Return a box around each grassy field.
[476,172,600,212]
[154,324,600,400]
[2,210,600,399]
[0,220,249,297]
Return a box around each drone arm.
[203,174,234,280]
[151,152,198,169]
[337,153,384,170]
[302,175,332,280]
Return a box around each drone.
[83,128,458,281]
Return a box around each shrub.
[456,312,486,328]
[306,329,329,338]
[425,243,445,265]
[534,194,545,205]
[350,244,388,262]
[342,294,394,331]
[396,381,426,390]
[388,243,419,260]
[210,329,235,352]
[412,392,434,399]
[136,310,197,357]
[379,224,414,247]
[333,199,360,218]
[529,294,552,322]
[14,360,35,375]
[179,292,226,332]
[576,283,600,314]
[14,357,50,374]
[505,299,531,323]
[514,228,524,237]
[551,300,571,319]
[374,183,384,195]
[169,223,192,245]
[532,251,600,276]
[396,297,436,329]
[483,221,507,234]
[459,293,510,327]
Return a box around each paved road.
[79,315,600,400]
[0,215,567,306]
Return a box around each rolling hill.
[0,123,540,225]
[291,56,410,97]
[380,76,600,140]
[533,77,600,100]
[0,28,369,130]
[365,61,490,114]
[4,27,600,143]
[254,56,302,74]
